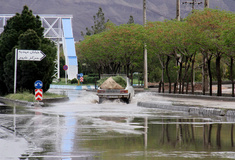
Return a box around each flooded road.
[1,89,235,160]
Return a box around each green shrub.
[71,78,78,84]
[82,74,99,84]
[5,91,35,102]
[112,76,127,88]
[84,76,96,84]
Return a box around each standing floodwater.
[1,89,235,160]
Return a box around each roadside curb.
[0,96,69,106]
[157,92,235,102]
[137,102,235,117]
[42,97,69,103]
[50,84,96,90]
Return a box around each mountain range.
[0,0,234,41]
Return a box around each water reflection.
[61,113,76,160]
[148,118,235,151]
[0,104,29,160]
[0,105,14,114]
[81,116,235,160]
[1,90,235,160]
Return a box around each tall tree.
[127,15,135,24]
[223,24,235,96]
[78,23,144,80]
[81,7,109,37]
[0,6,56,95]
[187,9,235,96]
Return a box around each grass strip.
[5,91,66,102]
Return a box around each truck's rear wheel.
[123,97,130,104]
[99,97,104,104]
[126,98,130,104]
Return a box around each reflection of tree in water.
[160,119,196,147]
[216,123,222,149]
[203,123,213,148]
[158,119,235,150]
[231,124,234,147]
[204,123,234,149]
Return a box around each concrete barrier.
[137,102,232,117]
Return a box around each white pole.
[57,40,60,79]
[143,0,148,89]
[204,0,209,8]
[176,0,181,21]
[65,70,67,84]
[14,48,17,94]
[144,117,148,148]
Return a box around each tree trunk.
[182,58,191,94]
[191,55,195,94]
[162,82,165,93]
[182,79,185,94]
[202,54,206,95]
[202,53,209,95]
[216,55,222,96]
[130,66,134,85]
[175,56,180,94]
[159,81,162,93]
[126,63,130,78]
[178,62,183,94]
[158,54,165,93]
[208,57,213,96]
[162,67,165,93]
[174,82,177,93]
[98,66,102,79]
[186,74,189,94]
[166,56,172,93]
[230,58,234,97]
[113,62,120,74]
[169,82,172,93]
[181,59,187,94]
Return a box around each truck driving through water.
[97,75,134,104]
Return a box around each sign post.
[63,65,68,84]
[77,73,83,86]
[14,48,18,94]
[14,49,46,94]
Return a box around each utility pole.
[182,0,202,10]
[143,0,148,89]
[204,0,209,8]
[176,0,181,21]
